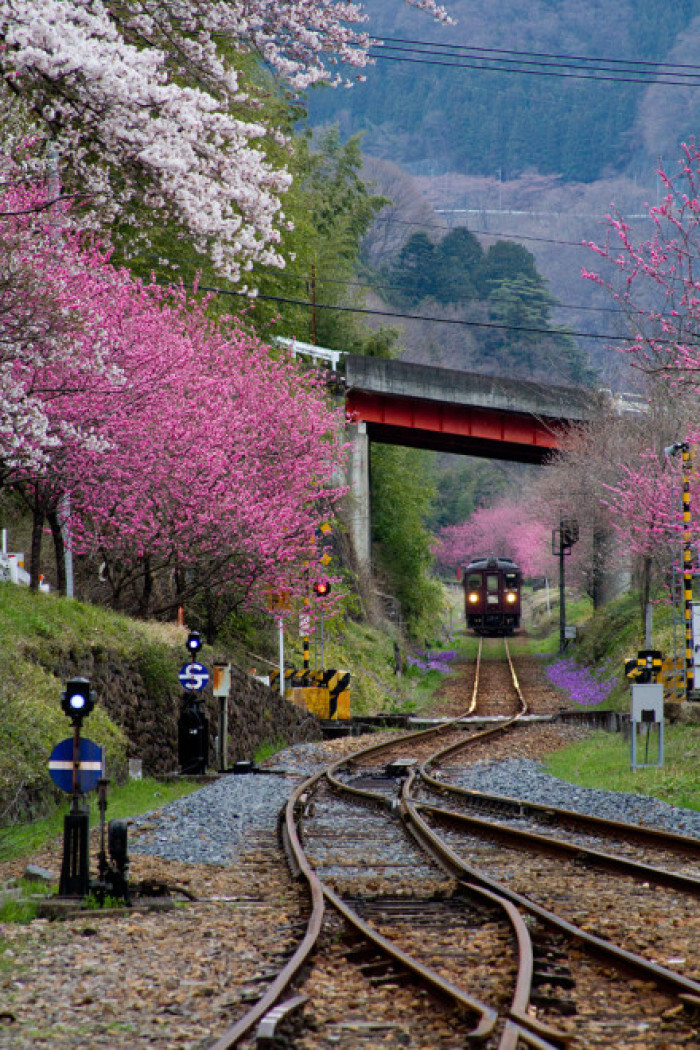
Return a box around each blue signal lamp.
[61,677,95,722]
[186,630,203,655]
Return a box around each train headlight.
[505,591,517,604]
[468,592,479,604]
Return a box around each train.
[461,554,522,635]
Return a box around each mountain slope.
[308,0,700,183]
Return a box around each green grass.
[254,738,289,763]
[0,893,42,924]
[0,776,202,864]
[0,582,201,823]
[545,725,700,812]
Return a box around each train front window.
[486,575,499,592]
[504,573,518,587]
[467,574,481,589]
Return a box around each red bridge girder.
[345,389,566,465]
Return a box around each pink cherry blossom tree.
[582,140,700,614]
[0,169,348,615]
[434,500,554,579]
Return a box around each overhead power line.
[143,251,625,321]
[377,37,700,74]
[194,283,631,342]
[270,268,628,318]
[369,38,700,86]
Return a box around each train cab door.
[485,570,501,611]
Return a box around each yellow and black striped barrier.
[283,668,351,719]
[268,668,296,691]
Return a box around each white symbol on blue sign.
[49,737,104,793]
[179,662,209,692]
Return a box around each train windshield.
[486,574,500,592]
[467,573,481,589]
[504,572,519,587]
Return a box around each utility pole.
[665,440,694,700]
[553,518,579,653]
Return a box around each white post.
[213,664,231,773]
[59,493,74,598]
[278,617,284,697]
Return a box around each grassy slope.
[0,582,191,823]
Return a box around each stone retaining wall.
[33,646,321,777]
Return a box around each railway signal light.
[313,579,331,598]
[186,630,203,655]
[61,677,95,724]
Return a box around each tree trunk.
[47,510,67,595]
[138,555,153,617]
[29,501,44,590]
[640,553,652,633]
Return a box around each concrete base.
[37,896,175,920]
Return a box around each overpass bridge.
[341,354,601,572]
[345,355,597,465]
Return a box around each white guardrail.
[0,531,49,590]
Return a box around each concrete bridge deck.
[345,355,599,465]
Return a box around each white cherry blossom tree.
[0,0,450,282]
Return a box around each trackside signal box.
[630,682,664,770]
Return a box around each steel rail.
[211,638,568,1047]
[315,680,562,1048]
[467,635,482,714]
[208,771,327,1050]
[211,741,499,1046]
[417,776,700,856]
[414,798,700,896]
[399,810,570,1050]
[401,786,700,1001]
[310,748,502,1041]
[319,881,499,1041]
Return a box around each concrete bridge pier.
[346,422,371,573]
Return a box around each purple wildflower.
[545,658,617,707]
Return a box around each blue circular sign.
[49,737,104,793]
[179,662,209,692]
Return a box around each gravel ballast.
[127,741,700,866]
[448,756,700,838]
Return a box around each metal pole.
[559,527,566,654]
[682,445,693,700]
[278,617,284,697]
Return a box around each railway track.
[217,639,700,1049]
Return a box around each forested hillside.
[308,0,700,183]
[375,227,594,383]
